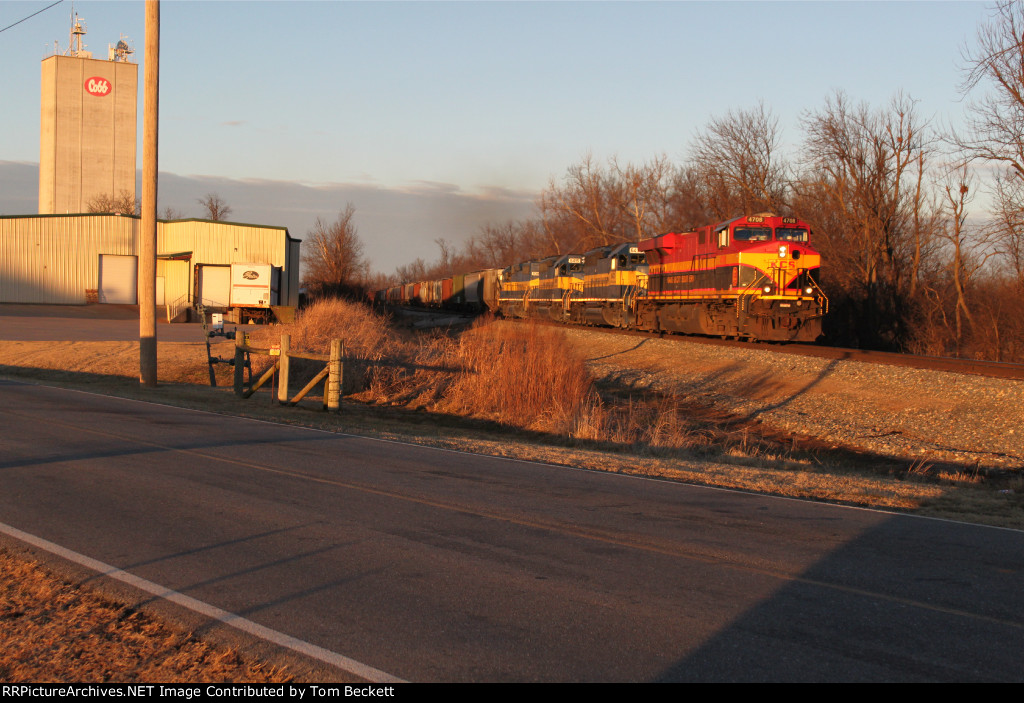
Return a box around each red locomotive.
[636,213,826,341]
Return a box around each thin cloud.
[0,162,537,272]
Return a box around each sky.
[0,0,997,274]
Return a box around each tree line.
[309,2,1024,362]
[87,191,233,222]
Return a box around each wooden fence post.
[278,333,291,404]
[233,332,246,396]
[326,339,342,413]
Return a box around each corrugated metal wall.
[0,215,299,305]
[159,220,291,307]
[156,258,190,309]
[0,214,135,303]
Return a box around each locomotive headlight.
[804,286,813,295]
[763,285,773,294]
[778,245,788,258]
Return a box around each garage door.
[98,255,138,304]
[198,265,231,308]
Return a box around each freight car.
[382,269,502,312]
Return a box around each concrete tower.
[38,14,137,214]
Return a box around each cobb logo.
[242,270,259,280]
[85,77,112,97]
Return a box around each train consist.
[375,213,828,342]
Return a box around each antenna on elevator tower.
[65,10,91,59]
[109,35,135,62]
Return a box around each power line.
[0,0,64,36]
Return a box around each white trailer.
[229,263,280,323]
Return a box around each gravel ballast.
[562,327,1024,472]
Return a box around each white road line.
[0,520,406,684]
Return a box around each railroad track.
[385,305,1024,380]
[508,315,1024,380]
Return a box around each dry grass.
[573,396,714,452]
[436,319,595,433]
[1,299,1021,521]
[255,298,402,362]
[0,549,291,683]
[264,304,717,449]
[2,299,1020,684]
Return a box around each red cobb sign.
[85,77,112,97]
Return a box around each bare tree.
[937,167,983,354]
[86,190,139,215]
[612,154,676,239]
[664,164,711,231]
[394,258,429,283]
[303,204,366,288]
[540,153,618,252]
[795,91,938,348]
[434,237,455,276]
[957,1,1024,178]
[956,0,1024,294]
[160,206,185,220]
[690,101,789,220]
[466,219,546,268]
[538,153,678,253]
[198,193,232,221]
[943,0,1024,359]
[991,173,1024,292]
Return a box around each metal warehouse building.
[0,213,301,312]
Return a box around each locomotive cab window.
[776,228,809,242]
[733,226,772,242]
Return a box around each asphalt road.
[1,380,1022,682]
[0,304,207,342]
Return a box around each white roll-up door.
[98,255,138,304]
[198,265,231,308]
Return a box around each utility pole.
[139,0,159,386]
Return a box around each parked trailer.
[228,262,281,323]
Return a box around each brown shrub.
[248,298,412,394]
[259,298,401,360]
[437,320,595,434]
